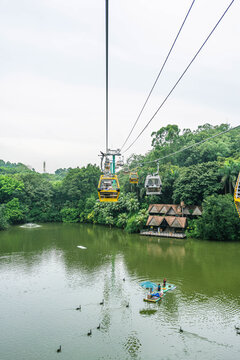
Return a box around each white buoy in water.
[77,246,87,249]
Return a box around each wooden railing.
[140,230,186,239]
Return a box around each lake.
[0,223,240,360]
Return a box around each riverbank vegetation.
[0,123,239,240]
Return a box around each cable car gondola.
[145,174,162,195]
[129,172,138,184]
[116,159,123,167]
[98,174,120,202]
[145,163,162,195]
[234,172,240,217]
[104,157,111,172]
[116,156,124,167]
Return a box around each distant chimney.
[43,161,46,173]
[180,201,185,217]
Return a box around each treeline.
[0,123,239,240]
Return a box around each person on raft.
[163,278,167,287]
[157,284,161,291]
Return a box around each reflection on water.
[123,331,142,359]
[139,309,157,316]
[20,223,41,228]
[0,223,240,360]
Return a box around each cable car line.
[125,124,239,194]
[122,0,235,155]
[120,0,196,151]
[98,1,122,202]
[146,124,240,166]
[126,124,240,171]
[105,0,109,153]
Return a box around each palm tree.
[219,159,240,195]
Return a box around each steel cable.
[120,0,196,151]
[122,0,235,155]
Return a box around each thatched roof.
[182,205,202,215]
[148,204,202,216]
[148,204,181,215]
[148,204,163,213]
[171,217,187,228]
[146,216,165,227]
[146,216,187,228]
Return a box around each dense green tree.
[159,165,179,203]
[54,168,69,179]
[151,124,180,148]
[116,213,128,228]
[188,194,240,241]
[18,173,53,222]
[60,207,79,223]
[149,123,238,167]
[172,162,222,204]
[0,160,32,174]
[0,123,239,240]
[125,209,148,233]
[0,205,8,230]
[218,159,240,195]
[48,181,64,222]
[61,165,100,208]
[5,198,27,224]
[0,175,24,203]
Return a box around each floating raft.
[162,283,176,292]
[144,293,163,303]
[143,283,176,303]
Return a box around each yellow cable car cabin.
[98,174,120,202]
[234,172,240,217]
[129,172,138,184]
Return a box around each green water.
[0,223,240,360]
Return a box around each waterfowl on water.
[76,305,81,310]
[100,300,104,305]
[126,302,129,308]
[57,345,61,353]
[87,329,92,336]
[97,323,101,330]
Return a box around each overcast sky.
[0,0,239,173]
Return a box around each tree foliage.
[172,162,222,205]
[5,198,26,224]
[0,205,8,230]
[0,123,239,240]
[0,175,24,203]
[187,194,240,241]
